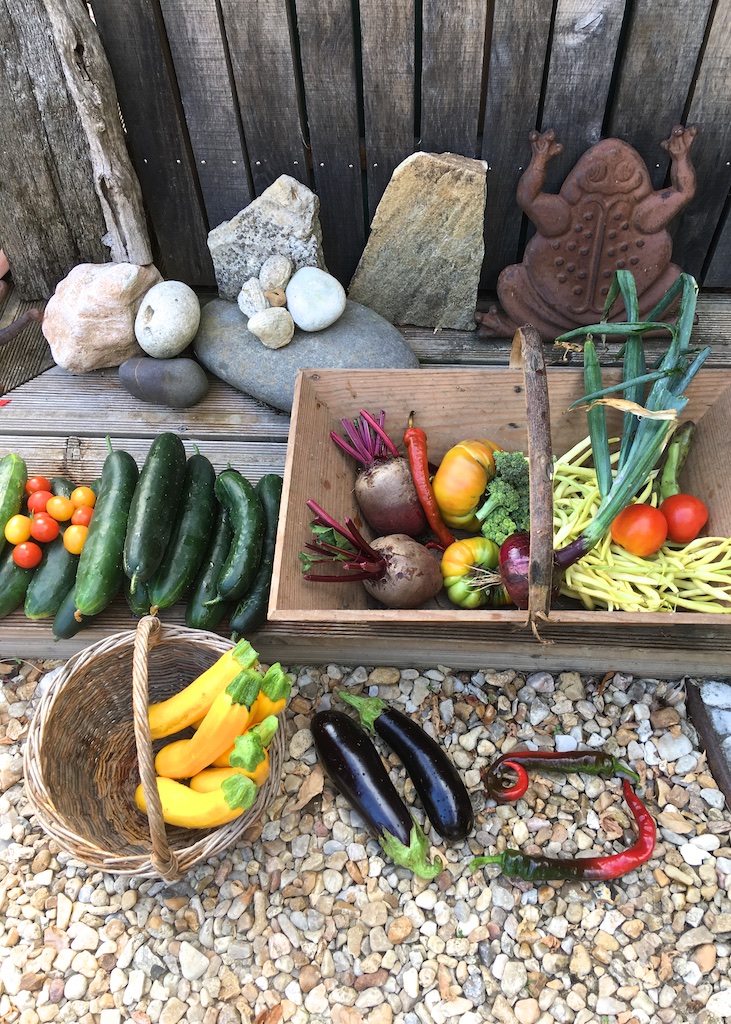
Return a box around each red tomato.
[30,513,60,543]
[25,475,52,495]
[12,542,43,568]
[71,505,93,527]
[660,493,709,544]
[27,490,53,513]
[611,503,668,557]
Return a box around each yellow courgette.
[135,773,258,828]
[197,716,278,785]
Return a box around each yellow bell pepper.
[154,669,262,779]
[135,773,258,828]
[148,639,259,740]
[432,439,500,531]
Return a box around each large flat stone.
[193,299,419,412]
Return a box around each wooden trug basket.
[23,616,285,880]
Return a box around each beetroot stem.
[358,409,401,459]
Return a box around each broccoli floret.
[475,451,530,546]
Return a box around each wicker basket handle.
[132,615,182,881]
[511,325,555,636]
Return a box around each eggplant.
[338,693,474,842]
[311,710,442,879]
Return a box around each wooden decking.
[1,289,731,671]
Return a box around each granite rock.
[348,151,487,330]
[193,298,419,412]
[208,176,327,301]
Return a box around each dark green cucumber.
[230,474,283,636]
[147,452,217,610]
[124,576,152,618]
[75,447,139,616]
[0,453,27,557]
[24,536,79,620]
[50,477,76,499]
[124,432,187,588]
[212,469,264,603]
[53,584,94,640]
[0,545,34,618]
[185,504,233,629]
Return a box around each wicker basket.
[23,616,285,880]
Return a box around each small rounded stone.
[285,267,346,332]
[259,254,294,291]
[238,278,270,318]
[134,280,201,358]
[247,307,295,349]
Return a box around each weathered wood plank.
[704,216,731,288]
[0,0,107,299]
[158,0,253,230]
[89,0,213,284]
[358,0,416,223]
[420,0,488,157]
[671,0,731,281]
[0,293,51,395]
[294,0,365,284]
[219,0,309,196]
[608,0,714,188]
[480,0,555,288]
[540,0,628,193]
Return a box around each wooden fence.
[4,0,731,296]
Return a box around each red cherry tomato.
[25,475,52,495]
[659,493,709,544]
[611,503,668,557]
[30,513,60,543]
[12,542,43,568]
[71,505,93,527]
[27,490,54,513]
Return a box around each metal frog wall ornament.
[477,125,698,341]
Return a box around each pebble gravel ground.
[2,657,731,1024]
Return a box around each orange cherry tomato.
[659,493,709,544]
[30,513,60,543]
[62,524,89,555]
[611,503,668,557]
[25,475,52,495]
[70,486,96,509]
[4,514,32,545]
[71,505,93,527]
[45,496,75,522]
[12,542,43,568]
[26,490,53,513]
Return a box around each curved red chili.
[483,748,639,791]
[403,413,455,550]
[485,759,529,803]
[470,779,656,881]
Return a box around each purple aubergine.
[338,693,474,841]
[311,710,442,878]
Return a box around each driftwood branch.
[41,0,152,265]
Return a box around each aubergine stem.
[380,821,443,879]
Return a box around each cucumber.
[124,575,152,618]
[0,453,27,556]
[53,584,94,640]
[230,474,283,637]
[0,544,34,618]
[24,536,79,620]
[124,432,187,588]
[212,469,265,603]
[185,505,233,629]
[50,477,76,499]
[147,452,217,610]
[75,447,139,616]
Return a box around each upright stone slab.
[348,152,487,330]
[207,175,327,301]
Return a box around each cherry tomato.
[45,496,75,522]
[26,490,53,513]
[12,541,43,568]
[611,503,668,557]
[71,505,93,527]
[4,514,32,545]
[63,524,89,555]
[70,486,96,509]
[25,475,52,495]
[660,493,709,544]
[29,513,60,543]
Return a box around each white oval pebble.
[247,307,295,349]
[285,266,346,331]
[134,280,201,357]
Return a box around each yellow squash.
[135,774,258,828]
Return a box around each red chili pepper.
[483,748,639,801]
[403,413,455,550]
[470,779,656,881]
[488,759,529,803]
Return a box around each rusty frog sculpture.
[477,125,697,340]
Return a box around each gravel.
[1,656,731,1024]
